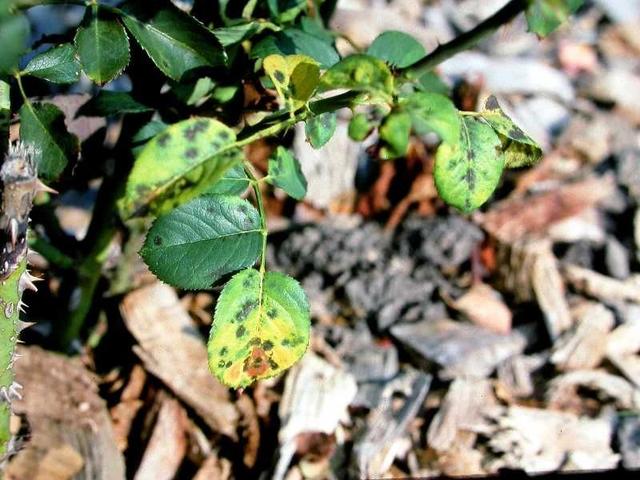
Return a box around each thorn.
[19,274,37,292]
[26,271,43,283]
[17,321,35,332]
[18,301,27,313]
[9,218,18,247]
[35,179,58,195]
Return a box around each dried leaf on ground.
[120,283,238,437]
[482,176,615,243]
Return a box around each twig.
[402,0,529,75]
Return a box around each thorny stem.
[400,0,529,76]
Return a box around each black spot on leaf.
[185,148,198,159]
[273,70,285,83]
[236,325,246,337]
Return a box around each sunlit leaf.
[525,0,583,37]
[366,30,425,68]
[208,268,310,388]
[434,116,504,212]
[348,112,372,141]
[479,95,542,168]
[319,54,393,99]
[399,91,460,144]
[119,117,241,218]
[22,43,80,84]
[267,146,307,200]
[379,111,411,159]
[263,54,319,114]
[75,6,130,84]
[141,195,262,289]
[305,111,336,149]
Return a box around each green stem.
[243,164,268,276]
[402,0,528,76]
[28,236,74,269]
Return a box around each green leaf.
[208,268,310,388]
[348,112,372,141]
[263,54,320,114]
[525,0,583,37]
[319,54,393,99]
[172,77,217,106]
[19,102,79,180]
[213,21,279,47]
[77,90,152,117]
[399,92,460,144]
[119,117,241,218]
[203,164,250,196]
[75,7,130,85]
[0,80,9,152]
[268,0,306,23]
[268,146,307,200]
[379,111,411,159]
[434,116,504,212]
[366,31,426,69]
[479,96,543,168]
[414,71,450,96]
[305,111,337,149]
[0,13,29,76]
[22,43,80,84]
[131,119,168,155]
[141,195,262,290]
[252,29,340,68]
[119,0,227,81]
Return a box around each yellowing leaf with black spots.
[434,116,504,213]
[208,268,310,388]
[119,117,241,218]
[140,195,262,290]
[479,96,543,169]
[263,54,320,114]
[319,54,393,100]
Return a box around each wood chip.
[193,455,232,480]
[352,368,432,477]
[547,370,640,411]
[497,239,573,340]
[563,264,640,303]
[496,353,547,399]
[427,378,495,452]
[6,346,125,480]
[551,303,614,371]
[485,406,619,473]
[391,319,526,379]
[274,353,357,480]
[120,283,238,438]
[481,176,615,243]
[635,208,640,262]
[608,354,640,389]
[451,283,512,334]
[134,397,188,480]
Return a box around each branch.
[403,0,529,75]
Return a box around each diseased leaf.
[252,28,340,68]
[141,195,262,289]
[379,111,411,159]
[213,21,279,47]
[479,95,543,168]
[348,112,372,141]
[305,111,336,149]
[19,102,79,180]
[119,117,241,218]
[22,43,80,84]
[263,54,319,114]
[366,30,425,68]
[131,119,168,155]
[208,268,310,388]
[267,0,306,23]
[434,116,504,212]
[415,71,450,96]
[0,13,29,76]
[204,164,250,196]
[399,91,460,144]
[526,0,583,37]
[267,146,307,200]
[119,0,226,81]
[319,54,393,99]
[75,6,130,84]
[77,90,152,117]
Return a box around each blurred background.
[7,0,640,478]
